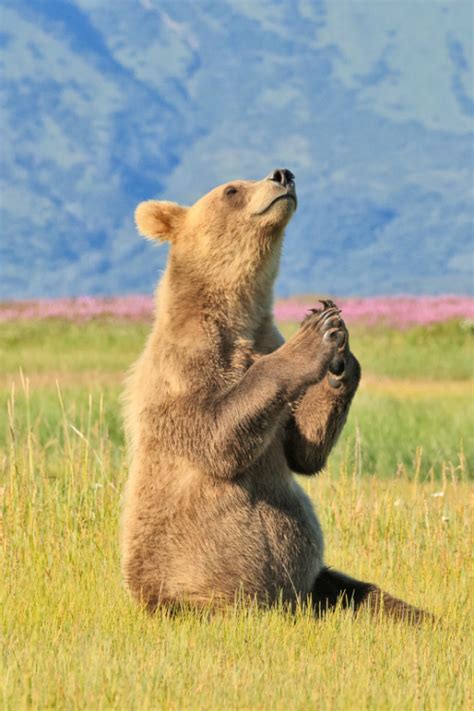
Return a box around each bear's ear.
[134,200,187,242]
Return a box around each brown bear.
[121,168,428,622]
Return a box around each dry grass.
[1,379,472,710]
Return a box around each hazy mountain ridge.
[1,0,472,299]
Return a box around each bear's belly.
[163,474,324,605]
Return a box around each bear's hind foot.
[311,566,434,625]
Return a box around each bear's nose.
[266,168,295,188]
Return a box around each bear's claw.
[301,300,352,389]
[302,301,346,348]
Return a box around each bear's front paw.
[328,350,361,391]
[301,299,346,349]
[326,310,349,388]
[281,300,348,391]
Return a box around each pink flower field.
[275,296,474,328]
[0,295,473,329]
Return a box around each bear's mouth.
[252,193,298,216]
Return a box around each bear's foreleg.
[166,302,346,479]
[283,349,360,475]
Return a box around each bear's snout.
[266,168,295,188]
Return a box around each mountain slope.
[1,0,472,298]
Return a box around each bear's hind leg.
[311,567,373,614]
[311,567,432,624]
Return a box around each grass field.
[1,318,473,709]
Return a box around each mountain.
[1,0,473,299]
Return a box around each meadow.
[1,301,473,709]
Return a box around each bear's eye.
[224,186,238,197]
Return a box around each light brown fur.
[121,171,430,622]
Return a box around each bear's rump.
[160,480,325,605]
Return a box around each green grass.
[1,318,472,378]
[281,319,474,380]
[1,319,473,708]
[333,390,471,479]
[1,382,471,480]
[0,320,150,374]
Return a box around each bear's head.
[135,169,297,289]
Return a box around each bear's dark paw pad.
[322,323,348,348]
[328,374,343,389]
[329,355,346,376]
[334,329,347,349]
